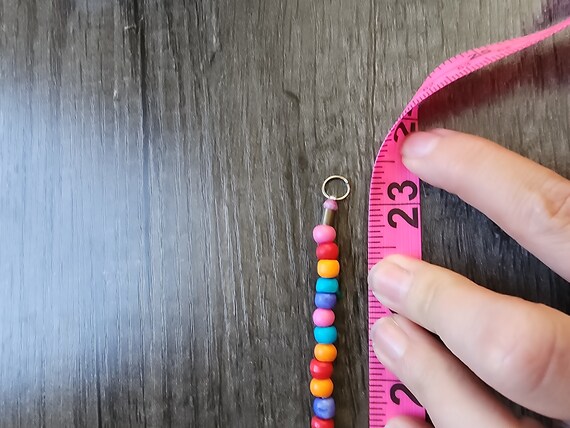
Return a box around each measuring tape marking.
[367,17,570,427]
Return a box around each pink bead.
[313,309,335,327]
[323,199,338,211]
[313,225,336,244]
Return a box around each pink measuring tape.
[367,17,570,426]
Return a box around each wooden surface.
[0,0,568,426]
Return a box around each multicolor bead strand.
[310,198,340,428]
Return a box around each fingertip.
[400,131,441,159]
[382,254,425,274]
[428,128,457,137]
[400,129,483,193]
[371,316,409,366]
[400,128,459,160]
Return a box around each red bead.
[310,358,333,379]
[311,416,334,428]
[316,243,339,260]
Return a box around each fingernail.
[401,131,441,158]
[371,317,408,363]
[368,261,412,308]
[384,420,405,428]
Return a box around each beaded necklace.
[310,176,350,428]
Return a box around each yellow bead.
[317,260,340,278]
[314,344,337,362]
[310,378,334,398]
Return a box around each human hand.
[368,129,570,428]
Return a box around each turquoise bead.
[316,278,339,294]
[314,326,337,344]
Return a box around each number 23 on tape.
[367,17,570,427]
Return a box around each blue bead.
[313,397,335,419]
[316,278,339,294]
[314,326,337,344]
[315,292,337,309]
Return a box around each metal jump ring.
[322,175,350,201]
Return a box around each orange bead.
[310,378,334,398]
[317,260,340,278]
[314,344,337,362]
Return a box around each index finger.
[401,129,570,281]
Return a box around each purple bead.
[313,397,335,419]
[315,293,337,309]
[323,199,338,211]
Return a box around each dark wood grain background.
[0,0,568,426]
